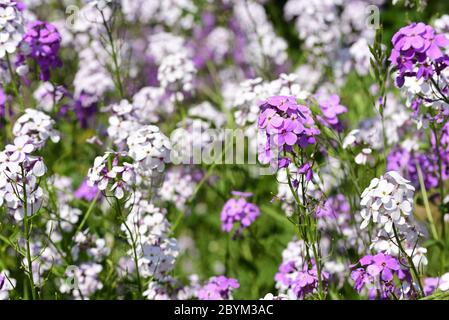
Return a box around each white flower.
[440,273,449,292]
[360,171,418,242]
[5,135,34,163]
[0,271,16,300]
[121,202,178,280]
[342,130,359,149]
[354,148,373,165]
[127,125,171,175]
[13,109,60,149]
[158,52,197,98]
[33,82,66,112]
[406,247,428,271]
[87,152,135,197]
[0,2,24,58]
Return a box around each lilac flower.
[72,92,98,128]
[389,22,449,87]
[197,276,240,300]
[220,191,260,234]
[257,95,320,166]
[387,147,440,190]
[317,94,347,132]
[75,179,99,201]
[351,253,415,299]
[298,163,313,182]
[0,88,12,128]
[315,194,350,219]
[275,259,329,299]
[19,21,62,81]
[423,277,440,296]
[363,254,401,281]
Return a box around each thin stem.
[21,166,37,300]
[75,191,100,234]
[114,197,143,298]
[416,162,439,241]
[431,125,446,239]
[101,10,124,99]
[5,52,24,111]
[392,224,425,297]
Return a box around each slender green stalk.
[392,224,424,297]
[21,166,37,300]
[431,125,446,239]
[114,197,143,298]
[75,191,100,234]
[101,11,125,99]
[416,163,439,241]
[5,52,25,111]
[285,166,324,299]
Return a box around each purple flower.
[220,192,260,234]
[315,194,350,220]
[273,119,298,146]
[275,260,329,299]
[387,147,440,190]
[389,22,449,87]
[0,87,12,127]
[317,94,347,132]
[368,254,401,281]
[72,92,98,128]
[197,276,240,300]
[75,179,99,201]
[351,268,370,292]
[298,163,313,182]
[19,21,62,81]
[423,277,439,296]
[257,95,320,167]
[350,253,415,299]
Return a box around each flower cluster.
[19,21,62,81]
[351,253,415,299]
[157,52,196,100]
[275,261,329,299]
[360,171,419,243]
[87,152,135,199]
[59,263,104,300]
[159,167,201,211]
[0,0,24,58]
[197,276,240,300]
[316,94,347,132]
[220,191,260,235]
[122,200,179,280]
[389,22,449,87]
[258,96,319,167]
[0,135,46,221]
[387,147,440,190]
[274,239,329,300]
[12,108,60,149]
[126,125,171,179]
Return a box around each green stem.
[21,166,37,300]
[101,11,125,99]
[416,162,439,241]
[392,224,424,297]
[114,197,143,298]
[431,125,446,239]
[5,52,24,111]
[75,190,100,234]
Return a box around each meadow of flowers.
[2,0,449,301]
